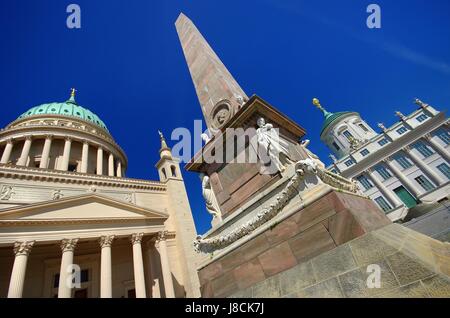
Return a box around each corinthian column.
[97,147,103,175]
[58,238,79,298]
[116,162,122,177]
[60,137,72,171]
[7,241,35,298]
[425,134,450,162]
[17,136,32,166]
[384,158,422,197]
[99,235,115,298]
[404,145,446,186]
[157,231,175,298]
[81,140,89,173]
[1,139,14,164]
[131,233,146,298]
[39,135,53,169]
[367,168,403,208]
[108,153,114,177]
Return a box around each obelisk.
[175,13,248,133]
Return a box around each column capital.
[82,139,90,145]
[403,145,412,152]
[64,136,72,142]
[131,233,144,245]
[60,238,79,253]
[157,231,169,242]
[13,241,35,256]
[45,134,54,140]
[6,138,14,144]
[24,136,32,141]
[99,235,115,248]
[423,133,432,140]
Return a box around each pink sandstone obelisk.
[175,13,248,133]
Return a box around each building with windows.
[0,90,201,298]
[316,98,449,223]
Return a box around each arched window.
[171,165,177,177]
[161,168,167,179]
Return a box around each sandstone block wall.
[198,191,391,297]
[228,223,450,298]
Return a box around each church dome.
[0,89,127,177]
[320,111,352,136]
[17,94,108,132]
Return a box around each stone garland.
[193,159,359,254]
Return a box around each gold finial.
[70,88,76,98]
[312,98,321,108]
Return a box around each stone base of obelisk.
[197,190,450,298]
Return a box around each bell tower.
[156,130,182,182]
[155,130,201,298]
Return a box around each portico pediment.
[0,193,168,222]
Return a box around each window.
[360,149,370,156]
[375,165,392,180]
[330,169,339,174]
[394,154,413,170]
[359,123,369,132]
[415,175,435,192]
[378,138,389,146]
[342,130,353,140]
[413,141,434,158]
[416,114,428,122]
[374,196,392,212]
[68,163,77,172]
[171,165,177,177]
[161,168,167,179]
[357,175,373,191]
[345,159,355,167]
[396,126,408,135]
[332,142,340,151]
[434,128,450,145]
[437,163,450,180]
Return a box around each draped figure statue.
[200,173,222,222]
[256,117,293,173]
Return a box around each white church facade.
[0,90,201,298]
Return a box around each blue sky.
[0,0,449,234]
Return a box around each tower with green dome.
[313,98,377,159]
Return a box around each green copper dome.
[320,111,352,135]
[17,94,109,132]
[313,98,351,136]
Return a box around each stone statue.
[300,139,325,169]
[395,111,406,120]
[348,136,360,150]
[200,173,221,222]
[256,117,293,173]
[0,186,14,201]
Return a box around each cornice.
[0,217,161,226]
[0,163,166,191]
